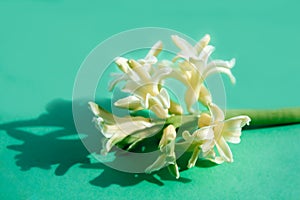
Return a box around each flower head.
[109,42,172,118]
[89,34,251,178]
[168,34,236,112]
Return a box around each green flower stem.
[226,107,300,128]
[167,107,300,129]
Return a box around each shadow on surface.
[0,99,96,176]
[0,98,196,187]
[81,162,191,187]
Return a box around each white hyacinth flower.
[178,127,214,168]
[170,34,236,112]
[178,103,250,168]
[198,103,250,164]
[145,124,180,179]
[109,41,172,118]
[89,102,154,155]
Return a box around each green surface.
[1,0,300,199]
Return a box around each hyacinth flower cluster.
[89,34,251,179]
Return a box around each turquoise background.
[1,0,300,199]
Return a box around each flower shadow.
[80,162,191,187]
[0,99,97,176]
[0,98,193,187]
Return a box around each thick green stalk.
[168,107,300,129]
[226,107,300,128]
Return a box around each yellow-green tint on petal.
[187,146,201,168]
[88,102,114,123]
[128,59,151,82]
[88,101,101,116]
[146,40,163,58]
[198,113,212,128]
[159,124,176,149]
[179,60,195,71]
[169,100,183,115]
[198,84,212,106]
[115,57,129,73]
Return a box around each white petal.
[129,60,151,82]
[89,102,114,123]
[215,137,233,162]
[204,66,236,84]
[126,67,141,82]
[157,88,170,109]
[108,73,126,91]
[159,125,176,149]
[117,119,153,133]
[115,57,129,73]
[207,58,235,70]
[150,104,169,119]
[201,139,215,153]
[193,127,214,141]
[205,150,225,164]
[179,60,195,71]
[152,66,172,83]
[182,130,192,141]
[198,84,212,106]
[165,70,190,86]
[189,58,205,72]
[223,134,241,144]
[146,94,169,118]
[171,35,195,53]
[146,55,158,64]
[195,34,211,54]
[184,84,201,113]
[102,133,127,155]
[225,115,251,127]
[222,116,251,144]
[122,80,139,93]
[89,101,101,116]
[208,103,225,122]
[114,96,142,110]
[139,56,158,65]
[146,40,163,58]
[198,45,215,64]
[187,146,201,168]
